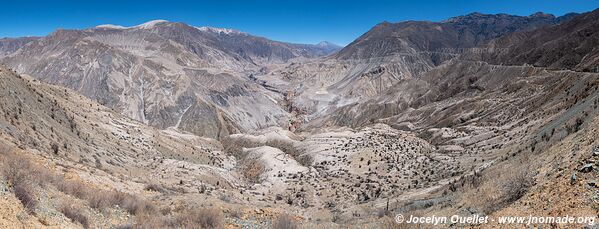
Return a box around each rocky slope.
[0,37,38,57]
[1,20,340,138]
[0,65,228,181]
[323,60,598,130]
[1,8,598,228]
[0,63,477,228]
[308,15,599,224]
[256,12,576,121]
[0,64,244,227]
[335,12,572,60]
[464,8,599,72]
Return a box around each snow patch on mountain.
[196,26,244,35]
[95,20,169,30]
[96,24,127,29]
[135,20,169,29]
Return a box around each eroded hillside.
[0,8,598,229]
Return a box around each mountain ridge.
[253,11,580,126]
[463,8,599,72]
[1,8,598,228]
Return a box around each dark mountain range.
[466,9,599,72]
[334,12,574,60]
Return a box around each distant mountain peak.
[468,12,485,16]
[135,19,169,29]
[196,26,245,35]
[528,12,555,19]
[196,26,245,34]
[442,12,490,22]
[316,41,340,48]
[95,19,170,30]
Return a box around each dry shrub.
[266,139,302,157]
[1,150,43,186]
[221,137,311,167]
[473,164,534,214]
[0,144,222,228]
[380,216,401,229]
[133,207,224,229]
[296,154,314,167]
[49,170,157,215]
[501,168,533,204]
[229,208,243,219]
[87,190,113,210]
[54,178,90,201]
[175,208,224,229]
[114,224,133,229]
[465,161,534,214]
[13,182,37,214]
[1,150,41,214]
[73,187,155,215]
[241,158,265,183]
[0,143,11,155]
[380,216,421,229]
[0,148,157,218]
[133,213,174,229]
[60,203,90,228]
[51,143,60,155]
[117,194,156,215]
[53,178,111,209]
[220,136,259,158]
[144,183,167,193]
[273,213,298,229]
[220,136,242,157]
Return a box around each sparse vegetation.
[1,148,42,214]
[51,142,60,155]
[296,154,314,166]
[144,183,168,193]
[380,216,402,229]
[266,139,302,157]
[241,157,265,183]
[176,208,224,229]
[13,182,38,214]
[0,144,226,228]
[1,21,598,227]
[60,203,90,228]
[501,168,533,204]
[273,213,298,229]
[220,136,259,158]
[221,137,310,167]
[132,207,224,229]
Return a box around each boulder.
[579,164,594,173]
[585,180,598,188]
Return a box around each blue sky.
[1,0,598,45]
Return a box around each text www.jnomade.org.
[394,214,596,226]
